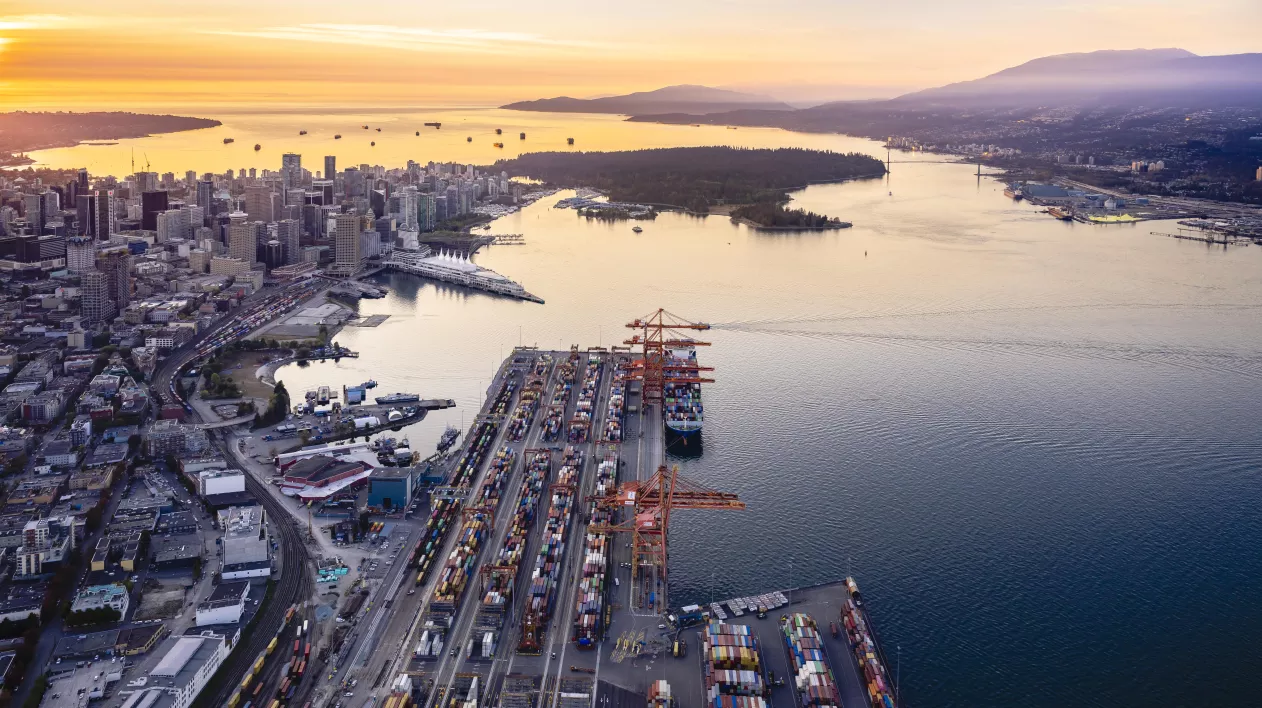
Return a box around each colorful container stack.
[781,613,841,708]
[519,447,583,652]
[603,359,627,442]
[647,679,674,708]
[703,622,768,708]
[489,378,518,417]
[573,449,618,647]
[431,446,516,604]
[481,450,550,613]
[410,416,501,583]
[568,358,602,443]
[841,577,896,708]
[543,352,578,442]
[508,369,545,442]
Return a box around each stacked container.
[411,417,501,583]
[481,450,550,614]
[703,622,768,708]
[603,363,625,443]
[509,357,548,441]
[647,679,674,708]
[781,613,841,708]
[840,577,895,708]
[489,378,518,417]
[574,449,617,647]
[519,447,583,652]
[569,359,602,443]
[431,446,515,604]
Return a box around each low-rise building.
[125,630,235,708]
[195,580,248,626]
[70,583,129,617]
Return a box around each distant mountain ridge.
[502,84,792,115]
[889,48,1262,108]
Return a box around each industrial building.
[366,466,421,512]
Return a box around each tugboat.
[376,128,381,132]
[223,137,234,144]
[362,125,369,130]
[370,141,375,146]
[519,132,526,140]
[495,128,502,135]
[436,426,461,452]
[299,130,307,135]
[632,226,643,233]
[334,134,342,139]
[415,131,420,136]
[567,137,575,145]
[424,122,441,128]
[253,143,261,151]
[467,137,472,142]
[361,379,378,389]
[493,142,504,148]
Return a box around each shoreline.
[729,217,851,231]
[0,112,221,168]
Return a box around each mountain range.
[501,84,792,115]
[504,49,1262,123]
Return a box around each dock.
[384,248,543,303]
[331,347,896,708]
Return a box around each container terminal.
[327,310,900,708]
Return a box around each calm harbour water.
[47,111,1262,706]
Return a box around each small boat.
[362,379,378,389]
[375,128,381,132]
[519,132,526,139]
[436,426,461,453]
[334,134,342,139]
[567,137,575,145]
[223,137,234,144]
[482,225,492,230]
[254,143,261,151]
[493,142,504,148]
[415,131,420,136]
[467,137,472,142]
[424,122,441,128]
[362,125,369,130]
[632,226,643,233]
[495,128,502,135]
[370,141,376,146]
[299,130,307,135]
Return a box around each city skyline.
[1,0,1261,108]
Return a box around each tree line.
[492,147,885,213]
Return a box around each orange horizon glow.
[1,2,1260,111]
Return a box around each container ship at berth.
[663,344,704,442]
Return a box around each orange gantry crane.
[590,463,744,607]
[625,308,714,406]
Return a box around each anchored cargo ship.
[1048,206,1073,221]
[664,345,704,441]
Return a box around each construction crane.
[590,463,744,611]
[625,308,713,406]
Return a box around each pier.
[327,343,893,708]
[383,248,544,303]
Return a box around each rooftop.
[284,455,361,484]
[199,580,248,610]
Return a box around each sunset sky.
[2,0,1260,110]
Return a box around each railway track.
[196,433,313,708]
